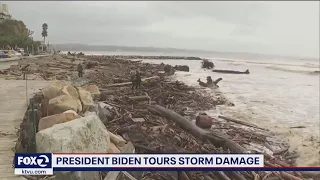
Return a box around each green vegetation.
[0,19,41,50]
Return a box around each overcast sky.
[3,1,320,58]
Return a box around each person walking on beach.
[77,63,83,78]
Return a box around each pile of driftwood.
[9,55,320,180]
[82,56,319,180]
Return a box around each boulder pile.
[18,81,129,180]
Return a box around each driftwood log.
[103,76,160,88]
[198,77,223,88]
[212,69,250,74]
[147,105,247,153]
[218,116,268,131]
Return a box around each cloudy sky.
[3,1,320,58]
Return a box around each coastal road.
[0,55,50,70]
[0,78,49,179]
[0,55,49,63]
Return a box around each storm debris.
[10,54,318,180]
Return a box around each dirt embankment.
[4,55,319,180]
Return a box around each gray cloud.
[3,1,319,58]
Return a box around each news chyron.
[15,153,267,175]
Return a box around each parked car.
[0,51,9,58]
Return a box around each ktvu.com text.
[15,153,264,175]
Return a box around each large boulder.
[94,102,115,124]
[78,88,95,112]
[81,85,100,101]
[36,114,110,153]
[47,95,82,115]
[42,80,66,100]
[61,84,79,99]
[38,110,81,131]
[41,81,80,116]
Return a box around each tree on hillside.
[41,23,48,44]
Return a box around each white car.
[12,51,22,56]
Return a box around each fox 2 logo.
[14,153,52,168]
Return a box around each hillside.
[0,19,29,38]
[0,19,39,48]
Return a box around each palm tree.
[41,23,48,44]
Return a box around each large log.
[197,78,223,88]
[147,105,247,153]
[103,76,160,88]
[212,69,250,74]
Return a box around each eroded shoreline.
[1,54,319,179]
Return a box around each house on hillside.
[0,3,12,20]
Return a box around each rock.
[107,142,120,153]
[42,81,79,101]
[109,132,126,147]
[61,84,79,99]
[201,60,215,69]
[55,171,100,180]
[42,80,66,100]
[81,85,100,101]
[36,114,110,153]
[38,110,81,131]
[47,95,83,116]
[195,115,213,129]
[94,102,115,124]
[83,111,97,117]
[78,88,95,112]
[174,65,190,72]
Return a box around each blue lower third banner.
[14,153,320,175]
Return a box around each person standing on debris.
[77,63,83,78]
[131,70,142,89]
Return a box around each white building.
[0,3,11,19]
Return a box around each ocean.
[63,51,320,166]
